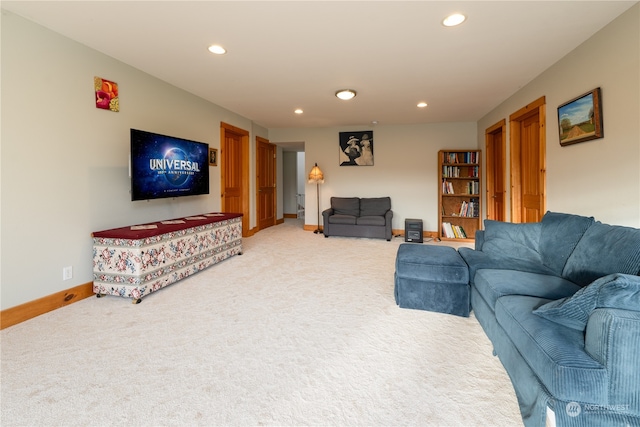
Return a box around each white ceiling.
[3,1,636,130]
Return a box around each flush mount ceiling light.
[417,102,428,108]
[335,89,357,100]
[294,109,303,114]
[443,13,466,27]
[207,44,227,55]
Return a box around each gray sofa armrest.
[384,209,393,241]
[322,208,334,235]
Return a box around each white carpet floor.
[1,219,522,426]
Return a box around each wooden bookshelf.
[438,150,482,241]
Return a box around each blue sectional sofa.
[458,212,640,427]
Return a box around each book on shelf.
[459,199,480,217]
[442,180,454,194]
[441,165,479,178]
[441,222,468,239]
[442,222,453,238]
[443,151,479,165]
[442,166,458,178]
[459,201,468,217]
[466,181,479,194]
[470,198,479,217]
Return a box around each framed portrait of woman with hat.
[338,130,374,166]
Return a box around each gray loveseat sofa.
[322,196,393,241]
[458,212,640,427]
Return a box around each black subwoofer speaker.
[404,218,423,243]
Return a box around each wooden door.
[220,122,250,236]
[520,113,544,222]
[485,120,506,221]
[510,97,546,223]
[257,137,276,230]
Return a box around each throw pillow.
[359,197,391,217]
[533,273,640,331]
[331,197,360,217]
[538,211,594,276]
[562,222,640,287]
[481,220,542,263]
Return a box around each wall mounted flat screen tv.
[130,128,209,201]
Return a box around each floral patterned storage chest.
[92,213,242,302]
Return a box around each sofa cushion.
[359,197,391,217]
[328,214,357,225]
[474,269,581,310]
[481,220,542,265]
[533,273,640,331]
[539,211,594,276]
[395,244,468,283]
[459,247,557,285]
[562,222,640,286]
[356,216,385,226]
[495,295,608,403]
[331,197,360,217]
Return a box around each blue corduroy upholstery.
[496,295,608,403]
[458,246,556,284]
[482,220,543,263]
[538,211,594,276]
[463,212,640,427]
[533,273,640,331]
[394,244,470,317]
[563,222,640,286]
[474,269,580,308]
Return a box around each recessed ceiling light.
[294,109,303,114]
[443,13,466,27]
[417,102,428,108]
[207,45,227,55]
[335,89,357,100]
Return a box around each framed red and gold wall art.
[94,76,119,112]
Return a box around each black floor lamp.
[308,163,324,234]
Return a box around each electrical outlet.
[63,266,73,281]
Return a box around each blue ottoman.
[394,244,470,317]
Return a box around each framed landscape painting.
[557,87,603,146]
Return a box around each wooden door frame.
[220,122,251,236]
[256,136,276,231]
[509,96,546,223]
[485,119,507,221]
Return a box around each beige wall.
[270,122,478,232]
[477,4,640,227]
[0,12,266,309]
